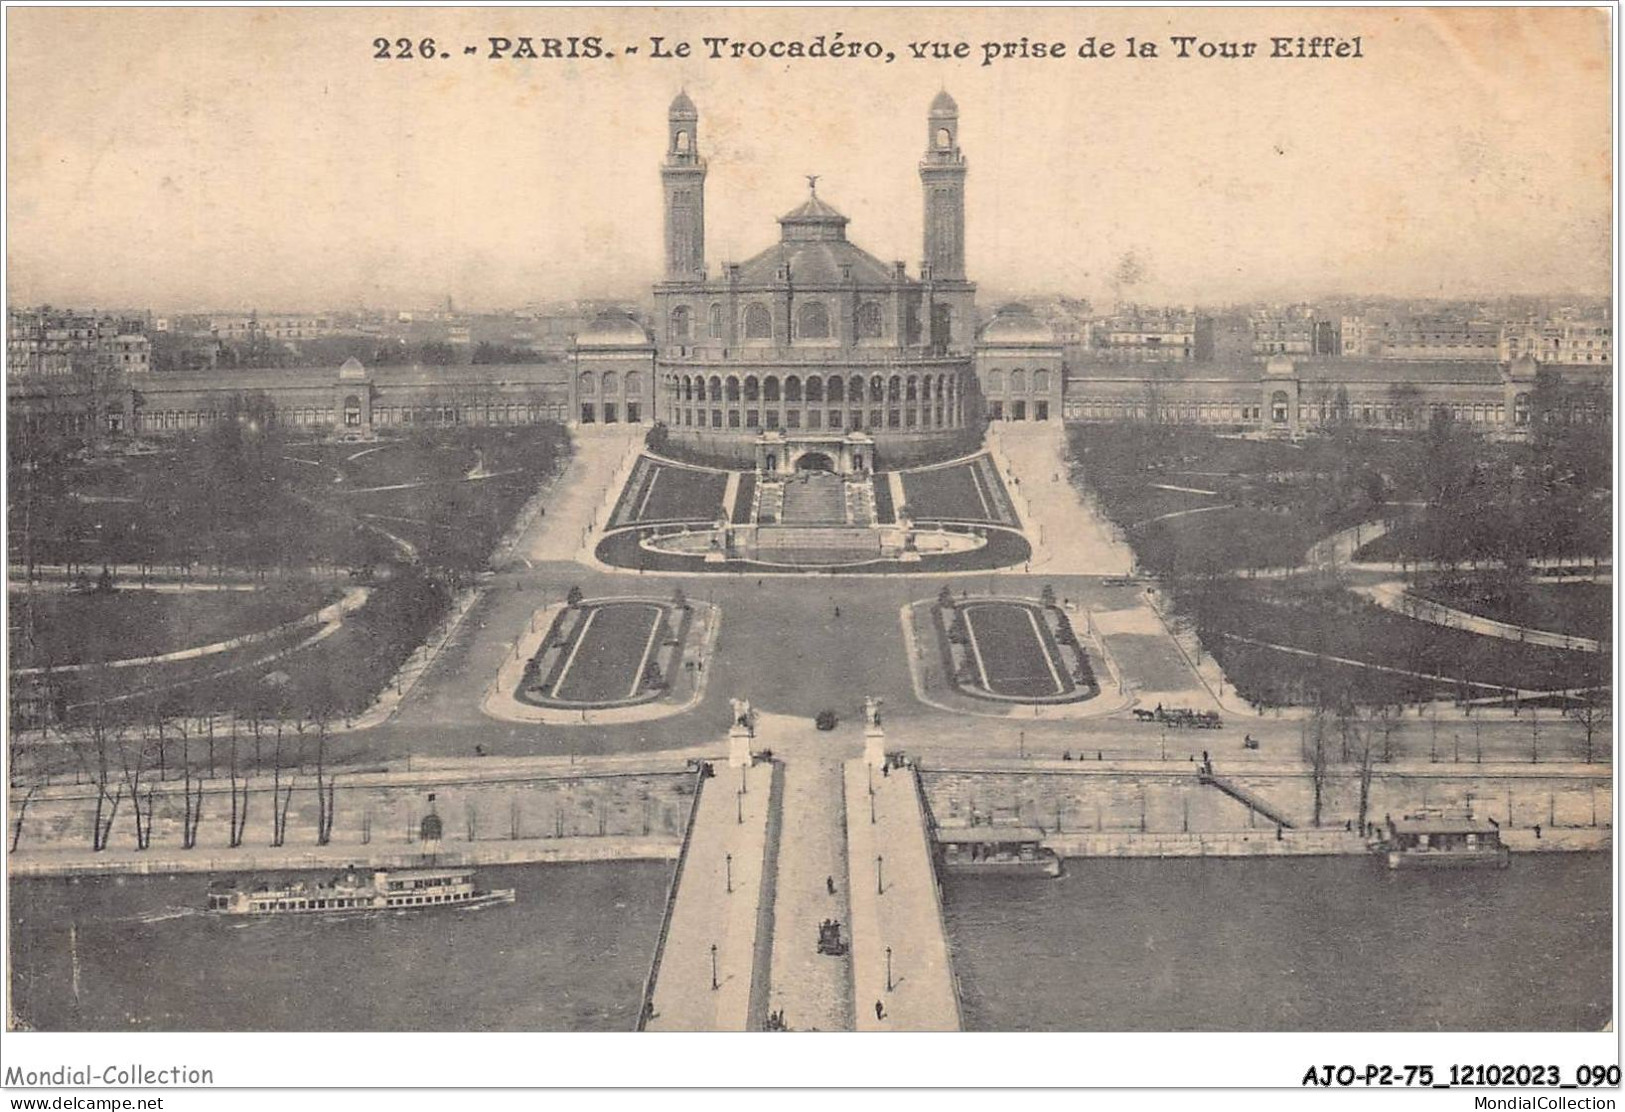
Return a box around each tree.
[1305,702,1329,828]
[1565,650,1611,764]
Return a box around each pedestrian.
[826,876,835,895]
[1535,823,1542,840]
[875,1000,886,1021]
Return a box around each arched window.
[625,373,641,396]
[1513,392,1531,426]
[602,371,619,394]
[764,376,781,403]
[785,375,802,402]
[906,376,918,401]
[744,303,773,340]
[921,377,932,402]
[870,375,885,401]
[936,127,952,150]
[669,306,691,342]
[850,375,865,403]
[744,375,760,402]
[1034,369,1050,394]
[726,376,741,402]
[888,376,902,402]
[828,376,844,403]
[797,301,831,340]
[708,376,723,403]
[857,302,884,340]
[708,303,724,339]
[681,376,693,401]
[806,376,824,402]
[579,372,596,395]
[1271,390,1290,424]
[1011,369,1026,394]
[676,130,690,153]
[987,370,1004,393]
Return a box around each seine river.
[941,853,1613,1031]
[9,854,1613,1031]
[9,862,670,1031]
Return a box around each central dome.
[777,192,850,241]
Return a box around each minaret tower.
[920,90,966,280]
[663,91,707,279]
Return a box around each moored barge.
[1381,813,1510,870]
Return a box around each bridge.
[642,714,960,1031]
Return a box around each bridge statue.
[863,696,883,729]
[730,697,753,729]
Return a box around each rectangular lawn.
[964,603,1069,698]
[903,463,993,522]
[553,603,664,704]
[633,464,727,523]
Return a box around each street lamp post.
[711,944,719,991]
[736,792,743,824]
[886,946,893,992]
[876,854,884,895]
[726,852,733,894]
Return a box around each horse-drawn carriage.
[816,919,848,956]
[1132,706,1223,729]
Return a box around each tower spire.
[663,91,707,279]
[920,90,966,280]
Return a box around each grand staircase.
[780,473,847,525]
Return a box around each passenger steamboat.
[206,867,516,915]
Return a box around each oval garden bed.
[931,591,1099,704]
[517,595,697,710]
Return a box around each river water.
[941,853,1613,1031]
[9,855,1613,1031]
[9,862,670,1031]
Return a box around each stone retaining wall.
[9,769,696,866]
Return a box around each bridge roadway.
[845,756,963,1031]
[644,717,960,1031]
[645,758,775,1031]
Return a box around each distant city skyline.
[8,7,1611,313]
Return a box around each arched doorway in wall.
[795,451,836,473]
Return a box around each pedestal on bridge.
[729,724,753,768]
[864,724,887,769]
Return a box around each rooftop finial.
[806,174,819,196]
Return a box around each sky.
[6,6,1613,312]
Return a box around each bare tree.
[226,716,249,848]
[1305,702,1329,828]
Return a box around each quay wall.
[919,763,1613,856]
[6,835,678,877]
[9,766,695,873]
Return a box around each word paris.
[638,34,1365,66]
